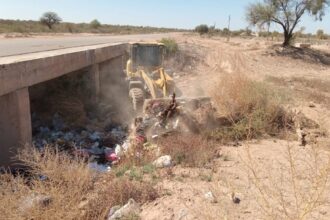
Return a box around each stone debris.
[153,155,172,168]
[231,192,241,204]
[108,198,140,220]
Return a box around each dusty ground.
[139,35,330,219]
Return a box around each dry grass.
[209,73,293,141]
[157,134,218,167]
[0,146,158,220]
[245,142,330,220]
[0,146,93,219]
[266,76,330,108]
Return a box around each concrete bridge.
[0,43,128,167]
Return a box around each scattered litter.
[105,148,119,163]
[32,111,127,170]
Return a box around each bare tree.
[40,12,62,30]
[246,0,329,46]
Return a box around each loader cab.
[129,43,165,72]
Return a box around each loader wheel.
[129,88,144,112]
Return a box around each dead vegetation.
[267,76,330,109]
[209,73,294,142]
[245,142,330,220]
[157,134,217,168]
[0,146,158,220]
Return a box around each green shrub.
[160,38,179,56]
[90,19,101,29]
[195,24,209,35]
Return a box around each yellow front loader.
[125,43,176,111]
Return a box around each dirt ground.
[139,35,330,220]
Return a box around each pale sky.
[0,0,329,33]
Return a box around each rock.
[108,198,140,220]
[152,155,172,168]
[204,191,217,203]
[309,102,316,108]
[231,192,241,204]
[19,194,52,213]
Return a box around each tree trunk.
[47,23,52,30]
[283,30,292,47]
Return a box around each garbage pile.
[129,93,215,148]
[32,95,215,172]
[32,104,128,172]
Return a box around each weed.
[200,173,213,182]
[0,146,158,220]
[158,134,217,168]
[85,176,158,219]
[245,142,330,220]
[210,73,294,142]
[142,164,156,174]
[128,167,143,181]
[160,38,179,56]
[266,75,330,108]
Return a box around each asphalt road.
[0,33,179,57]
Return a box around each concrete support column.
[99,56,124,98]
[88,64,101,104]
[0,88,32,168]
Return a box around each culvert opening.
[29,68,130,171]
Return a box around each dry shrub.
[0,146,94,220]
[245,143,330,220]
[0,146,158,220]
[210,73,293,141]
[158,134,217,167]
